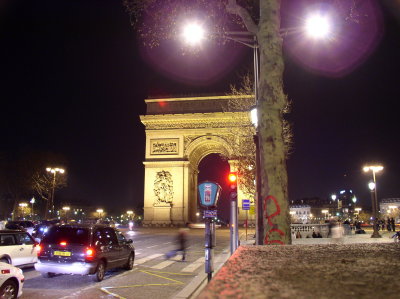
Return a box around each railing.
[291,223,330,238]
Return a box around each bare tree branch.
[226,0,258,34]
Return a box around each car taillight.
[85,248,95,260]
[60,241,67,246]
[1,270,10,274]
[36,245,42,255]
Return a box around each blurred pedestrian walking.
[166,228,188,261]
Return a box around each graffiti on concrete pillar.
[263,195,285,245]
[153,171,174,206]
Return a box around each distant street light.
[19,203,28,219]
[30,197,35,219]
[331,194,337,201]
[46,167,65,219]
[127,210,134,220]
[62,206,70,221]
[321,209,329,219]
[97,209,104,220]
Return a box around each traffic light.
[228,172,238,200]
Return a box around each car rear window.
[42,227,89,245]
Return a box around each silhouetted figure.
[391,218,396,232]
[296,231,302,239]
[312,231,317,238]
[387,218,392,232]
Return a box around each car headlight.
[18,268,23,275]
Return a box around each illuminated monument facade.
[140,95,252,226]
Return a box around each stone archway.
[140,95,252,226]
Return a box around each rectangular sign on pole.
[204,210,217,218]
[242,199,250,210]
[249,205,255,215]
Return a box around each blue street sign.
[242,199,250,210]
[198,181,221,208]
[204,210,217,218]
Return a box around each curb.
[173,248,231,299]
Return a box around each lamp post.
[363,165,383,238]
[46,167,65,219]
[19,203,28,220]
[181,14,331,245]
[30,197,35,219]
[62,206,70,222]
[321,209,329,220]
[368,182,381,238]
[97,209,104,220]
[363,165,383,215]
[127,210,134,220]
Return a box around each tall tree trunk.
[258,0,291,244]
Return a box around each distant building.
[290,191,359,221]
[289,205,311,223]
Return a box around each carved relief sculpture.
[153,170,174,206]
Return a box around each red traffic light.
[228,172,237,183]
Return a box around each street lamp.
[46,167,65,219]
[183,21,263,243]
[19,203,28,219]
[97,209,104,220]
[305,14,332,39]
[321,209,329,219]
[30,197,35,219]
[62,206,70,221]
[182,22,205,45]
[364,165,383,238]
[127,210,134,220]
[250,105,263,244]
[368,181,381,238]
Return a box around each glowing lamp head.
[228,173,237,183]
[368,182,376,191]
[305,14,331,39]
[182,22,205,45]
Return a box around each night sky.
[1,0,400,214]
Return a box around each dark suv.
[34,224,135,281]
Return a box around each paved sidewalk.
[197,232,400,299]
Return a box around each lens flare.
[305,15,331,38]
[182,23,205,45]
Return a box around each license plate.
[54,251,71,257]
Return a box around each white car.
[0,262,24,298]
[0,230,38,268]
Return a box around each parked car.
[5,222,35,236]
[0,230,38,268]
[35,224,135,282]
[0,262,25,298]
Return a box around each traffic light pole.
[230,199,238,255]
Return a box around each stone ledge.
[198,243,400,299]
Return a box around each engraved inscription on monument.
[150,138,179,155]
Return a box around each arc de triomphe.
[140,95,252,226]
